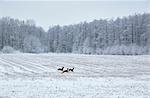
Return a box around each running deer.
[69,68,74,72]
[62,68,69,73]
[57,67,64,71]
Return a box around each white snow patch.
[0,53,150,98]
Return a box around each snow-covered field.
[0,53,150,98]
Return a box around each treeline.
[0,13,150,55]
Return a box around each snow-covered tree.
[23,35,42,53]
[0,13,150,55]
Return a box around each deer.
[57,67,64,71]
[62,68,69,73]
[69,68,74,72]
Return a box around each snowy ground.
[0,53,150,98]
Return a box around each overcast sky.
[0,0,149,31]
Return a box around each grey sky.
[0,0,149,31]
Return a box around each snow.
[0,53,150,98]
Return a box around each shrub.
[1,46,15,53]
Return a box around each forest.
[0,13,150,55]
